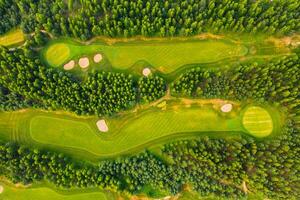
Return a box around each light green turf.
[0,183,109,200]
[0,29,25,47]
[45,43,71,67]
[0,102,280,159]
[29,106,242,156]
[242,106,273,137]
[41,39,248,73]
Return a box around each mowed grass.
[45,44,71,67]
[0,182,110,200]
[242,106,273,137]
[0,103,279,159]
[29,106,242,156]
[0,29,25,47]
[41,39,248,73]
[0,104,243,158]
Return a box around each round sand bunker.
[97,119,108,132]
[79,57,90,69]
[142,68,151,76]
[221,104,233,113]
[63,60,75,70]
[0,185,3,194]
[94,54,103,63]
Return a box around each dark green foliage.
[0,0,21,34]
[0,46,136,115]
[1,0,299,38]
[138,75,167,102]
[172,55,300,113]
[0,47,166,114]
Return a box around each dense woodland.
[0,47,166,115]
[172,55,300,114]
[0,0,299,39]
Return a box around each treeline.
[0,120,299,199]
[172,55,300,115]
[0,47,166,115]
[1,0,299,39]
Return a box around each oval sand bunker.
[0,185,3,194]
[221,104,232,113]
[79,57,90,68]
[94,54,103,63]
[143,68,151,76]
[63,60,75,70]
[97,119,108,132]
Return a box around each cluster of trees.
[0,47,166,115]
[0,0,20,35]
[1,0,299,39]
[0,118,298,199]
[138,76,166,103]
[172,55,300,114]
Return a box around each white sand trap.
[63,60,75,70]
[97,119,108,132]
[0,185,3,194]
[221,104,233,113]
[142,68,151,76]
[94,54,103,63]
[79,57,90,68]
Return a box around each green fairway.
[0,182,111,200]
[0,29,25,47]
[0,101,279,159]
[242,106,273,137]
[41,38,248,73]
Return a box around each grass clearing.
[41,38,248,73]
[242,106,273,137]
[0,101,280,159]
[0,29,25,47]
[0,182,112,200]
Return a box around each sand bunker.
[221,104,233,113]
[63,60,75,70]
[97,119,108,132]
[94,54,103,63]
[79,57,90,68]
[142,68,151,76]
[0,185,3,194]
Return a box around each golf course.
[0,99,281,159]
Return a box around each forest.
[0,0,299,39]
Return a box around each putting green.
[0,182,111,200]
[0,29,25,47]
[242,106,273,137]
[41,39,248,73]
